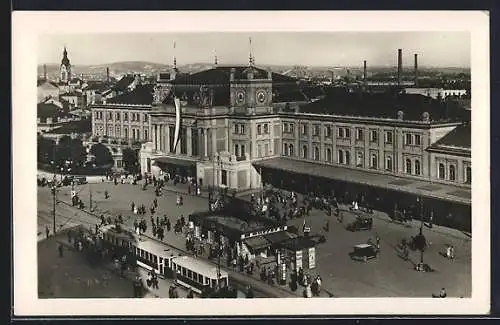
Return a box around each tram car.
[100,225,229,296]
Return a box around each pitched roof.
[431,123,471,149]
[299,92,467,122]
[60,91,82,97]
[46,119,92,134]
[107,84,154,105]
[112,75,136,91]
[37,103,63,118]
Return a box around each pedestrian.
[45,226,50,239]
[58,243,64,257]
[439,288,447,298]
[67,229,72,243]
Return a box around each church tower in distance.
[59,46,72,83]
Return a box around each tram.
[100,225,229,296]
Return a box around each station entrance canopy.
[253,157,471,205]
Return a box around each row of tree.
[37,135,139,173]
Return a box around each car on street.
[349,243,378,262]
[346,215,373,231]
[62,175,88,186]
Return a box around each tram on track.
[99,225,229,295]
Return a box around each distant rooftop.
[427,122,471,155]
[107,84,154,105]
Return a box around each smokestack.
[43,64,47,80]
[106,67,110,82]
[363,60,367,85]
[414,53,418,87]
[397,49,402,87]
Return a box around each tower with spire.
[60,46,72,83]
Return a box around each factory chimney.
[43,64,47,81]
[414,53,418,87]
[363,60,367,85]
[397,49,402,87]
[106,67,110,82]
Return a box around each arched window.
[371,154,377,169]
[282,143,287,156]
[386,156,393,171]
[438,163,445,179]
[302,145,308,159]
[314,146,320,161]
[124,127,129,139]
[465,166,471,184]
[415,160,421,175]
[449,165,456,181]
[345,151,351,165]
[406,159,412,174]
[326,148,332,162]
[338,150,344,164]
[289,144,294,157]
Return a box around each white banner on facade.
[173,97,181,152]
[308,247,316,269]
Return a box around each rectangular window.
[301,124,307,135]
[356,129,364,141]
[264,124,269,134]
[289,124,294,134]
[143,114,148,122]
[406,134,413,145]
[370,130,378,143]
[385,131,393,144]
[313,124,320,136]
[414,134,421,146]
[264,143,269,156]
[257,125,262,135]
[240,125,245,134]
[325,126,332,138]
[338,128,344,138]
[123,112,128,121]
[282,123,287,133]
[258,144,262,158]
[144,129,148,140]
[234,124,239,134]
[345,128,351,138]
[386,156,393,171]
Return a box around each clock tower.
[229,65,273,115]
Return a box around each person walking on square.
[58,243,64,257]
[45,226,50,239]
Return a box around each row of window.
[257,123,270,135]
[289,123,422,146]
[234,123,246,135]
[94,111,148,122]
[94,125,148,140]
[282,143,422,175]
[438,163,472,183]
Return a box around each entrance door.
[221,170,227,186]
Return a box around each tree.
[37,136,56,164]
[122,147,139,173]
[89,143,114,167]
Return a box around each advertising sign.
[295,250,303,270]
[308,247,316,269]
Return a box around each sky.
[38,32,470,68]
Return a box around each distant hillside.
[37,61,470,79]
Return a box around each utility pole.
[89,183,93,212]
[52,185,57,236]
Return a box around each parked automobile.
[346,216,373,232]
[61,176,88,186]
[349,243,378,262]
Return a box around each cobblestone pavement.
[38,181,471,297]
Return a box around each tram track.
[55,199,297,298]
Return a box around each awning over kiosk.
[153,157,197,168]
[276,236,317,251]
[244,236,271,252]
[264,231,293,246]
